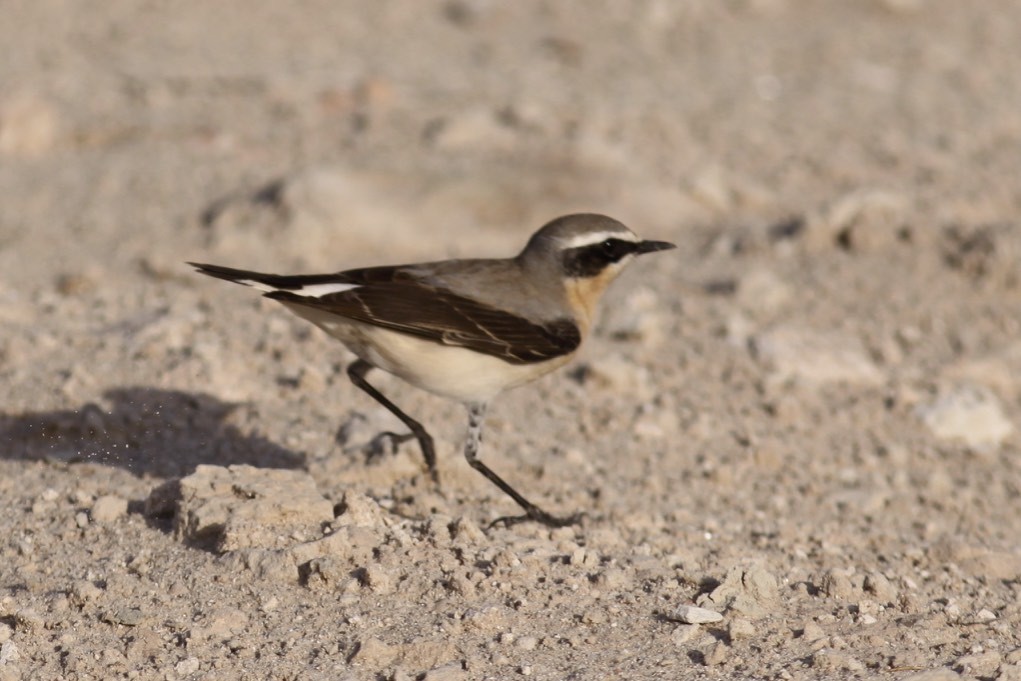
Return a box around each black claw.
[488,510,585,530]
[361,431,415,462]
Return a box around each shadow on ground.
[0,387,304,477]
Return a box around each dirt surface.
[3,2,1021,679]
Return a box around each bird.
[189,213,675,527]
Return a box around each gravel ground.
[2,2,1021,679]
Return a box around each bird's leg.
[346,360,439,484]
[462,402,583,529]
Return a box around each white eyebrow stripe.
[287,282,362,297]
[559,230,639,249]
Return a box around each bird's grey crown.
[520,213,635,258]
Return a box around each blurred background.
[3,2,1021,678]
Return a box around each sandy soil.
[3,2,1021,679]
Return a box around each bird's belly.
[286,305,572,402]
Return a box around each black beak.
[635,239,676,255]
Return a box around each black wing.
[189,262,581,364]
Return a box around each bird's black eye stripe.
[562,238,638,277]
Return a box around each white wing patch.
[237,279,276,292]
[234,280,360,296]
[288,282,361,297]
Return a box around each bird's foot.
[488,509,586,530]
[359,430,416,463]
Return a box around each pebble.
[352,637,397,667]
[863,572,898,605]
[916,385,1014,451]
[736,268,791,313]
[91,495,128,523]
[728,618,756,640]
[153,465,334,552]
[673,604,724,624]
[0,641,19,665]
[427,107,517,152]
[14,609,43,632]
[811,649,864,672]
[800,621,825,642]
[0,91,60,157]
[954,651,1002,677]
[103,607,145,627]
[821,568,856,601]
[803,189,910,252]
[975,608,997,622]
[751,327,884,387]
[174,657,200,675]
[515,636,539,651]
[421,662,467,681]
[705,641,729,666]
[671,625,701,646]
[702,564,779,619]
[359,564,396,595]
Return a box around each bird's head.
[520,213,675,328]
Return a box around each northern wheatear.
[190,213,674,527]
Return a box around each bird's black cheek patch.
[561,241,634,278]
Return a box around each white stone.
[673,604,723,624]
[917,385,1014,451]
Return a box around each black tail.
[187,262,350,291]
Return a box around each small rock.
[671,625,701,646]
[14,609,43,632]
[152,465,334,552]
[421,662,467,681]
[751,327,884,387]
[70,580,104,606]
[515,636,539,651]
[954,651,1002,677]
[600,287,667,344]
[336,490,387,528]
[427,107,517,152]
[736,268,791,313]
[576,353,651,398]
[0,641,19,665]
[821,568,857,601]
[811,649,864,672]
[975,608,997,622]
[450,516,486,544]
[103,607,144,627]
[359,564,396,595]
[728,618,756,640]
[462,606,510,633]
[998,665,1021,681]
[92,495,128,523]
[352,637,398,667]
[0,623,12,643]
[0,92,60,157]
[917,385,1014,451]
[863,572,898,605]
[673,605,724,624]
[175,657,200,675]
[804,189,910,252]
[800,621,825,642]
[702,564,779,619]
[705,641,729,666]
